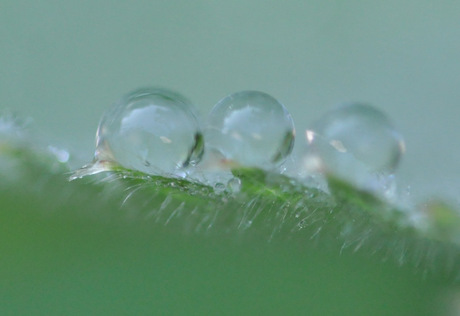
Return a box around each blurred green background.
[1,0,459,201]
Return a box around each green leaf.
[1,127,459,315]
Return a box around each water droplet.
[214,182,226,194]
[303,103,404,186]
[73,87,204,179]
[227,177,241,193]
[206,91,295,168]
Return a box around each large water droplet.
[72,87,203,179]
[205,91,295,168]
[303,103,405,187]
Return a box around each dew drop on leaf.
[205,91,295,168]
[303,103,405,187]
[227,177,242,193]
[71,87,204,179]
[213,182,226,194]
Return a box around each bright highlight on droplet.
[205,91,295,168]
[71,87,204,179]
[303,103,405,187]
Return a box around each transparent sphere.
[95,87,204,175]
[304,103,405,182]
[205,91,295,167]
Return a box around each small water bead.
[91,87,204,176]
[213,182,226,194]
[206,91,295,168]
[226,177,242,194]
[303,103,405,186]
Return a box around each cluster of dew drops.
[71,87,405,200]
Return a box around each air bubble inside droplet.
[71,87,204,179]
[303,103,405,189]
[205,91,295,168]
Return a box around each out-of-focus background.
[1,1,459,203]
